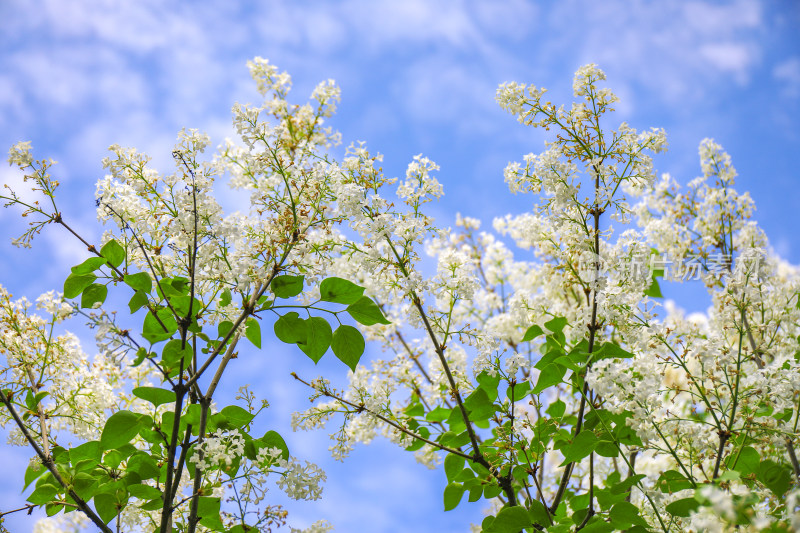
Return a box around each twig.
[0,503,37,519]
[786,437,800,484]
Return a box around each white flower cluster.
[189,429,245,471]
[275,456,327,501]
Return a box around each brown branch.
[291,373,474,461]
[549,161,604,515]
[0,392,113,533]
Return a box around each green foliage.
[330,325,365,370]
[271,275,304,298]
[346,296,391,325]
[245,317,262,348]
[124,272,152,293]
[443,482,465,511]
[132,386,176,407]
[100,410,151,450]
[320,277,365,304]
[297,316,332,363]
[100,239,125,267]
[63,273,96,299]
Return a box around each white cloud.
[699,42,758,83]
[538,0,766,107]
[681,0,762,34]
[774,57,800,97]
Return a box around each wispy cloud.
[774,57,800,97]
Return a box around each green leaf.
[274,312,308,344]
[71,256,108,275]
[757,460,792,496]
[609,501,649,528]
[103,449,125,469]
[128,290,149,313]
[610,474,646,495]
[731,446,760,476]
[171,295,201,319]
[665,497,700,518]
[476,371,501,401]
[127,452,160,480]
[595,342,634,361]
[197,496,224,530]
[506,381,531,401]
[532,363,566,394]
[260,430,289,460]
[656,470,693,493]
[443,483,465,511]
[718,470,740,482]
[426,406,451,422]
[544,316,568,333]
[70,440,102,464]
[271,275,304,298]
[219,288,232,308]
[161,339,192,369]
[644,277,662,298]
[94,492,119,523]
[331,325,365,370]
[80,283,107,309]
[298,317,332,363]
[124,272,152,293]
[528,500,551,528]
[100,239,125,267]
[444,454,465,482]
[404,399,424,418]
[595,437,620,458]
[45,501,63,516]
[127,484,162,500]
[229,526,259,533]
[142,308,178,344]
[219,405,254,429]
[465,388,495,421]
[560,430,599,465]
[492,505,532,532]
[100,410,144,450]
[140,497,163,511]
[217,320,234,339]
[546,399,566,418]
[346,296,391,326]
[481,484,501,501]
[521,324,544,342]
[446,408,467,434]
[131,347,148,367]
[133,387,176,407]
[246,318,262,349]
[23,463,46,490]
[63,273,97,299]
[320,277,365,304]
[28,482,59,505]
[440,430,471,450]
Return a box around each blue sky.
[1,1,798,531]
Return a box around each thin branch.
[0,392,113,533]
[204,336,241,400]
[549,162,604,515]
[786,437,800,484]
[186,398,212,533]
[159,388,187,533]
[0,503,37,519]
[291,373,474,461]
